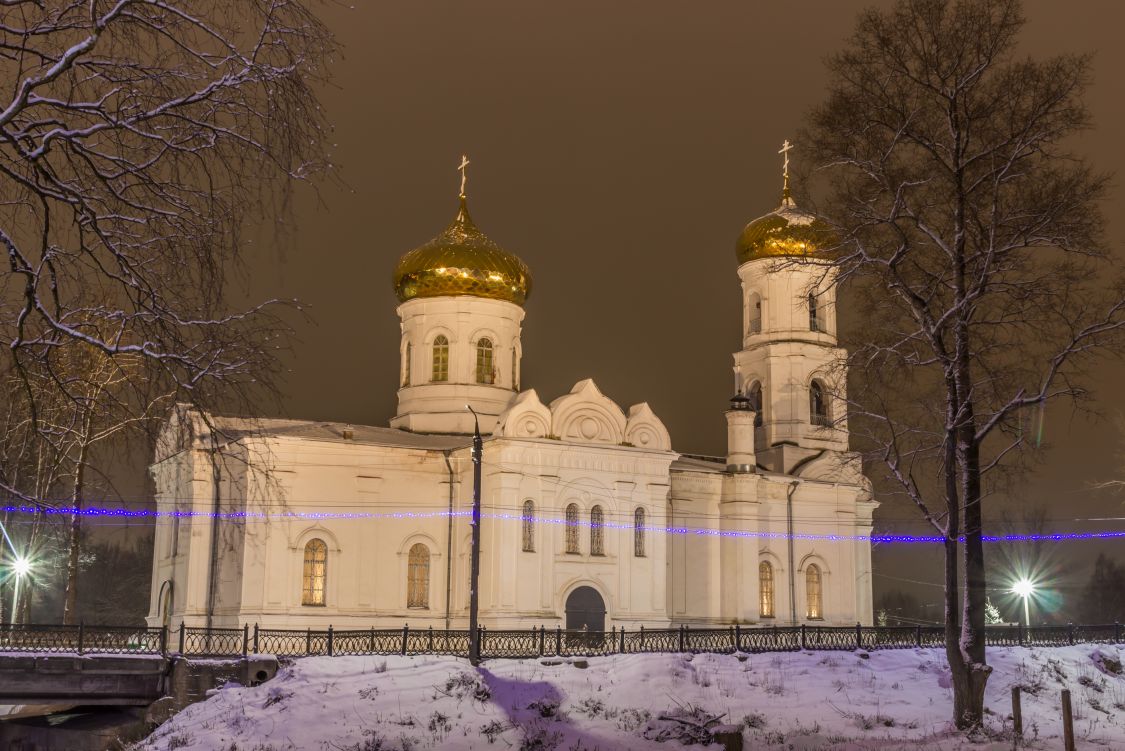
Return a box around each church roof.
[210,415,473,451]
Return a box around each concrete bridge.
[0,653,169,706]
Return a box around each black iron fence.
[1,622,1121,659]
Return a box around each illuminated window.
[402,342,411,387]
[634,507,646,557]
[565,504,579,554]
[748,381,764,428]
[590,506,605,556]
[806,564,822,619]
[301,538,327,606]
[522,500,535,552]
[475,338,494,384]
[431,335,449,382]
[759,561,774,618]
[407,543,430,608]
[809,292,820,332]
[810,381,829,427]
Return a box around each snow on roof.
[207,414,473,451]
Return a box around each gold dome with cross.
[736,140,837,265]
[393,156,533,306]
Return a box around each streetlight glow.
[1012,578,1034,598]
[12,556,31,577]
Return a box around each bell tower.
[390,157,532,434]
[731,142,848,473]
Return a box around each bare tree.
[804,0,1125,729]
[0,0,333,493]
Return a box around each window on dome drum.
[511,347,518,391]
[810,381,830,427]
[521,500,535,552]
[301,538,327,606]
[402,342,411,387]
[808,292,821,332]
[431,335,449,382]
[565,504,580,554]
[748,381,764,428]
[749,293,762,334]
[759,561,775,618]
[407,543,430,608]
[634,507,646,557]
[590,505,605,556]
[806,564,823,619]
[475,338,494,384]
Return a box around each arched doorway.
[564,586,606,634]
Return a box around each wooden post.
[1061,689,1075,751]
[1011,686,1022,742]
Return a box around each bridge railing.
[2,622,1121,659]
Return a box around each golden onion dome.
[736,192,837,266]
[393,196,532,306]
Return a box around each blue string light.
[1,504,1122,544]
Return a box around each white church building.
[146,154,877,633]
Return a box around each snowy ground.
[135,645,1125,750]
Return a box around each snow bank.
[134,645,1125,750]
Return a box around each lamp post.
[10,556,31,626]
[466,405,483,666]
[1012,578,1034,629]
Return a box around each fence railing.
[1,622,1121,659]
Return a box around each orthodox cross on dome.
[778,139,794,202]
[458,154,470,199]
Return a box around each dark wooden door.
[565,586,606,633]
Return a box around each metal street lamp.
[465,405,483,666]
[1012,578,1035,628]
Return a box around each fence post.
[640,625,645,650]
[735,624,742,653]
[242,624,249,657]
[855,622,862,650]
[1011,686,1022,742]
[253,623,259,654]
[915,625,922,648]
[539,626,545,656]
[678,624,685,653]
[1067,622,1075,646]
[619,626,626,653]
[77,622,84,655]
[556,625,562,655]
[428,626,434,653]
[327,625,334,656]
[160,625,167,657]
[178,622,185,655]
[1061,688,1075,751]
[478,626,485,659]
[1116,622,1122,644]
[305,628,311,656]
[1018,622,1024,647]
[369,627,375,654]
[401,624,409,656]
[800,623,807,650]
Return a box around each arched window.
[511,347,518,391]
[402,342,412,387]
[521,500,535,552]
[634,507,646,557]
[301,538,327,606]
[806,564,823,619]
[748,381,764,428]
[407,543,430,608]
[808,292,820,332]
[759,561,775,618]
[431,335,449,382]
[475,338,494,384]
[590,505,605,556]
[749,292,762,334]
[565,504,580,554]
[810,381,829,426]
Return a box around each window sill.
[301,603,326,608]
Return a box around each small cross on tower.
[778,139,794,200]
[458,155,470,199]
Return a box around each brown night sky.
[229,0,1125,619]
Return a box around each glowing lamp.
[12,556,31,577]
[1012,579,1034,598]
